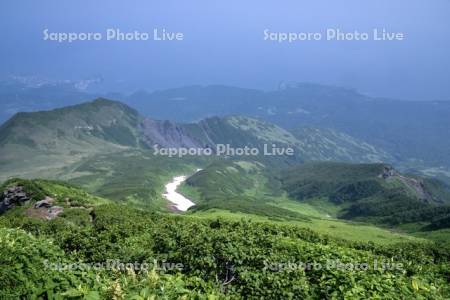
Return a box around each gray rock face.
[379,166,396,179]
[47,206,64,220]
[0,186,30,213]
[0,187,64,219]
[140,118,207,148]
[34,196,55,209]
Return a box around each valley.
[1,99,449,238]
[1,98,449,299]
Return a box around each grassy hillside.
[183,160,309,220]
[187,116,390,164]
[0,98,141,150]
[291,126,393,163]
[0,178,109,229]
[181,160,450,242]
[1,193,450,299]
[0,99,143,182]
[1,178,110,207]
[0,98,399,213]
[64,150,212,211]
[281,162,450,230]
[0,98,402,186]
[183,161,425,242]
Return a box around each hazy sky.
[1,0,449,100]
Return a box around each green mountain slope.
[1,189,450,299]
[0,99,143,181]
[2,97,445,224]
[182,159,450,234]
[0,178,109,225]
[0,98,141,151]
[142,115,391,164]
[281,162,450,228]
[127,84,450,171]
[141,115,301,154]
[183,160,310,220]
[65,150,211,210]
[0,98,392,184]
[291,127,393,163]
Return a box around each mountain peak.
[91,97,122,105]
[0,98,141,153]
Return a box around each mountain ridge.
[127,84,450,171]
[0,98,391,167]
[1,81,449,172]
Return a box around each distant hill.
[0,99,144,181]
[0,98,390,181]
[2,81,449,169]
[127,84,450,170]
[142,115,390,163]
[291,127,392,163]
[1,82,449,172]
[0,98,142,151]
[183,159,450,230]
[281,162,450,227]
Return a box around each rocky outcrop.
[47,206,64,220]
[0,186,64,220]
[34,196,55,208]
[379,166,396,179]
[379,166,433,202]
[140,118,208,148]
[0,186,30,213]
[396,175,432,203]
[30,196,63,220]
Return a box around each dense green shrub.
[2,203,449,299]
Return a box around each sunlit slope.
[0,98,391,183]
